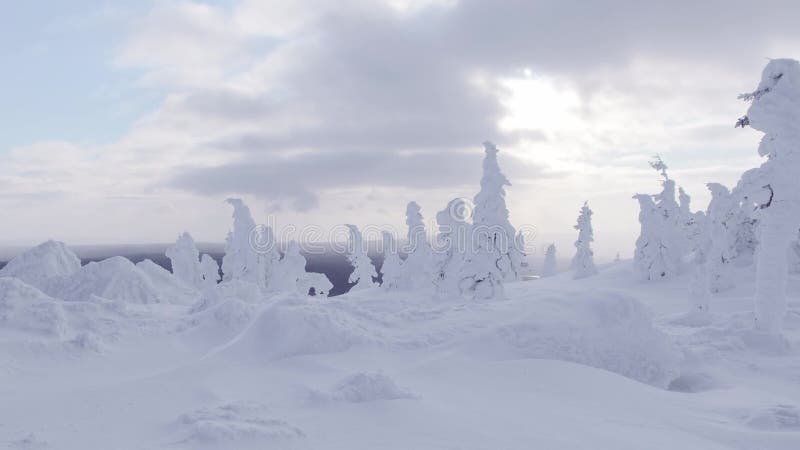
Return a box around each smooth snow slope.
[1,261,799,449]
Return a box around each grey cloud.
[165,0,800,208]
[169,149,546,211]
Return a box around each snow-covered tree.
[571,202,598,279]
[346,224,378,291]
[221,198,277,289]
[735,58,800,334]
[541,243,557,277]
[458,142,523,299]
[199,254,220,289]
[654,178,690,268]
[632,157,692,280]
[687,211,712,313]
[433,198,470,297]
[380,231,404,290]
[402,201,434,290]
[705,183,737,293]
[165,232,202,287]
[270,241,308,295]
[633,193,677,280]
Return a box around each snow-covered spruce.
[458,142,523,299]
[269,241,308,295]
[633,193,674,280]
[541,243,557,277]
[402,201,434,290]
[705,183,736,293]
[380,231,404,291]
[221,198,278,290]
[571,202,598,279]
[654,179,689,275]
[686,210,711,313]
[632,158,692,281]
[165,232,203,288]
[736,58,800,334]
[346,224,378,291]
[433,198,470,297]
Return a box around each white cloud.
[3,0,798,259]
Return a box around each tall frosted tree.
[270,241,308,295]
[735,58,800,334]
[221,198,276,289]
[434,198,470,297]
[705,183,736,293]
[459,142,522,299]
[633,193,676,280]
[632,157,689,280]
[165,232,202,287]
[346,224,378,291]
[402,201,434,289]
[571,202,598,279]
[380,231,404,291]
[541,243,557,277]
[687,211,711,313]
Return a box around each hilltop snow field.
[1,259,799,449]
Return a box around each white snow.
[2,261,799,449]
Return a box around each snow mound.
[310,372,416,403]
[0,277,68,338]
[47,256,166,304]
[746,404,800,431]
[216,300,378,361]
[489,291,681,387]
[174,402,304,444]
[0,240,80,290]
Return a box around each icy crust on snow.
[46,256,168,304]
[0,240,81,290]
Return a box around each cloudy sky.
[2,0,798,259]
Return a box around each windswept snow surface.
[1,262,800,449]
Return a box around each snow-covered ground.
[1,256,799,449]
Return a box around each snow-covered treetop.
[225,198,257,233]
[738,59,800,151]
[473,141,511,227]
[679,187,691,214]
[405,201,427,249]
[706,182,730,200]
[574,202,594,239]
[649,155,669,179]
